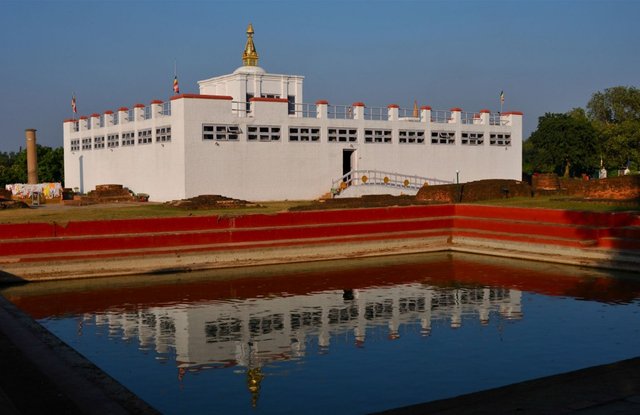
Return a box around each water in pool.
[4,252,640,414]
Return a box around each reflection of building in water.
[90,284,522,373]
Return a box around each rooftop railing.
[292,103,317,118]
[431,110,453,123]
[490,113,508,126]
[461,111,482,125]
[364,107,388,121]
[69,97,513,133]
[327,105,352,119]
[398,107,421,120]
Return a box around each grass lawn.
[0,197,637,225]
[473,196,640,212]
[0,200,314,224]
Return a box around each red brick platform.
[0,205,639,281]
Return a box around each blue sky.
[1,0,638,152]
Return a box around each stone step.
[453,217,601,240]
[597,237,640,250]
[452,229,599,249]
[0,217,455,257]
[0,205,456,239]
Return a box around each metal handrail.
[327,105,353,119]
[431,110,453,123]
[331,169,453,194]
[364,107,388,121]
[292,103,317,118]
[461,112,482,125]
[161,102,171,116]
[398,107,421,119]
[490,114,508,126]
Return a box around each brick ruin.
[416,175,640,204]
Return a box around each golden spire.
[246,367,264,408]
[242,23,259,66]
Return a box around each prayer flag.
[173,76,180,94]
[500,90,505,104]
[71,94,77,114]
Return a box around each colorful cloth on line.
[5,183,62,199]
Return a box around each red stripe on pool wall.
[0,205,638,261]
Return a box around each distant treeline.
[0,145,64,186]
[524,86,640,178]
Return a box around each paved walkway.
[0,294,159,415]
[376,357,640,414]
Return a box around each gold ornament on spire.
[242,23,259,66]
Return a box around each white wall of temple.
[181,97,522,201]
[63,103,186,200]
[91,285,522,369]
[63,96,522,202]
[198,69,304,104]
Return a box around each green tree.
[38,146,64,182]
[599,121,640,171]
[525,113,599,177]
[0,151,19,186]
[586,86,640,124]
[586,86,640,171]
[0,146,64,187]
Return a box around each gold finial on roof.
[242,23,259,66]
[413,100,419,118]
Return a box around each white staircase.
[330,170,453,198]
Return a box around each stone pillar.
[315,100,328,119]
[479,109,490,125]
[387,104,399,121]
[134,104,145,121]
[420,106,431,123]
[151,100,163,118]
[79,116,89,131]
[118,107,129,124]
[25,129,38,184]
[352,102,365,120]
[449,107,462,124]
[91,113,101,129]
[104,111,115,127]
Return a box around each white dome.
[233,65,266,75]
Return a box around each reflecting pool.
[3,252,640,414]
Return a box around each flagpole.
[71,91,77,120]
[173,59,179,96]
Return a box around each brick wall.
[531,174,640,200]
[416,180,532,203]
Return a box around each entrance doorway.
[342,149,356,185]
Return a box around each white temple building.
[93,284,523,374]
[63,24,523,202]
